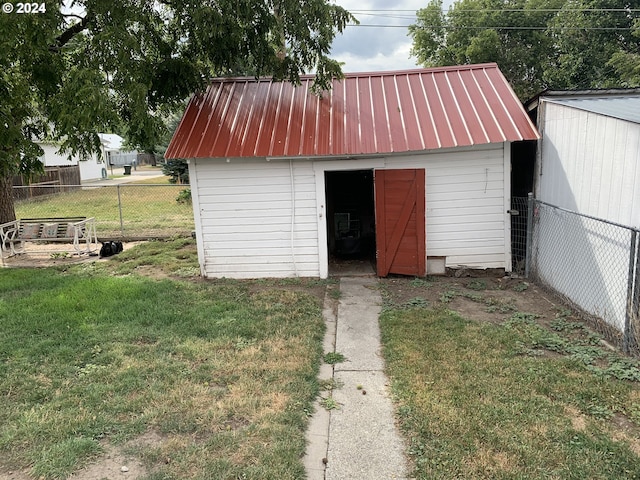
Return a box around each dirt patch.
[610,414,640,456]
[564,405,588,432]
[0,430,166,480]
[380,274,569,327]
[132,264,172,280]
[68,430,165,480]
[0,469,31,480]
[1,241,146,269]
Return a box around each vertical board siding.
[194,159,319,278]
[389,145,507,268]
[539,102,640,228]
[375,169,426,276]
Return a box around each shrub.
[162,159,189,184]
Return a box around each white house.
[99,133,138,167]
[166,64,539,279]
[37,141,105,182]
[527,90,640,338]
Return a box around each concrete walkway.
[304,277,409,479]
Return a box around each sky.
[330,0,454,73]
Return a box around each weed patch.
[319,397,340,411]
[467,279,487,291]
[323,352,347,365]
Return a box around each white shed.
[166,64,539,279]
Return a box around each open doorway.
[325,170,376,275]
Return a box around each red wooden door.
[375,169,426,277]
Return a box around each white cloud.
[333,41,416,73]
[330,0,454,73]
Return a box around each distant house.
[37,141,104,182]
[99,134,138,168]
[166,63,539,279]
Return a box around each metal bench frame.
[0,217,98,262]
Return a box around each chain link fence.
[528,197,640,355]
[13,184,194,239]
[511,196,530,275]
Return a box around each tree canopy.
[409,0,640,100]
[0,0,355,223]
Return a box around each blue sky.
[330,0,454,72]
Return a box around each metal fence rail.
[529,197,640,355]
[13,184,194,239]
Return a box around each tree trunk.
[0,175,16,224]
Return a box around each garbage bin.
[123,165,132,175]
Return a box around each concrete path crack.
[304,277,409,480]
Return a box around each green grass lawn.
[6,246,640,479]
[380,292,640,479]
[0,240,327,479]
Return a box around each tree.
[409,0,640,100]
[0,0,355,223]
[608,18,640,86]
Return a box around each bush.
[176,188,192,204]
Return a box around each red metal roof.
[166,63,539,159]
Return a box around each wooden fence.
[12,165,81,201]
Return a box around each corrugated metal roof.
[546,96,640,125]
[166,63,539,159]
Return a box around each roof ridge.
[209,63,500,83]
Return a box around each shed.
[166,63,539,279]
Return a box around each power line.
[349,24,639,30]
[348,8,640,13]
[345,8,640,28]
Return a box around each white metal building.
[532,91,640,227]
[528,90,640,336]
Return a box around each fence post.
[624,230,638,354]
[634,235,640,354]
[117,185,124,235]
[628,231,640,355]
[525,192,534,278]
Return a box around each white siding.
[192,144,509,279]
[191,158,319,278]
[39,143,105,182]
[78,157,105,181]
[389,144,509,269]
[533,101,640,335]
[538,102,640,228]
